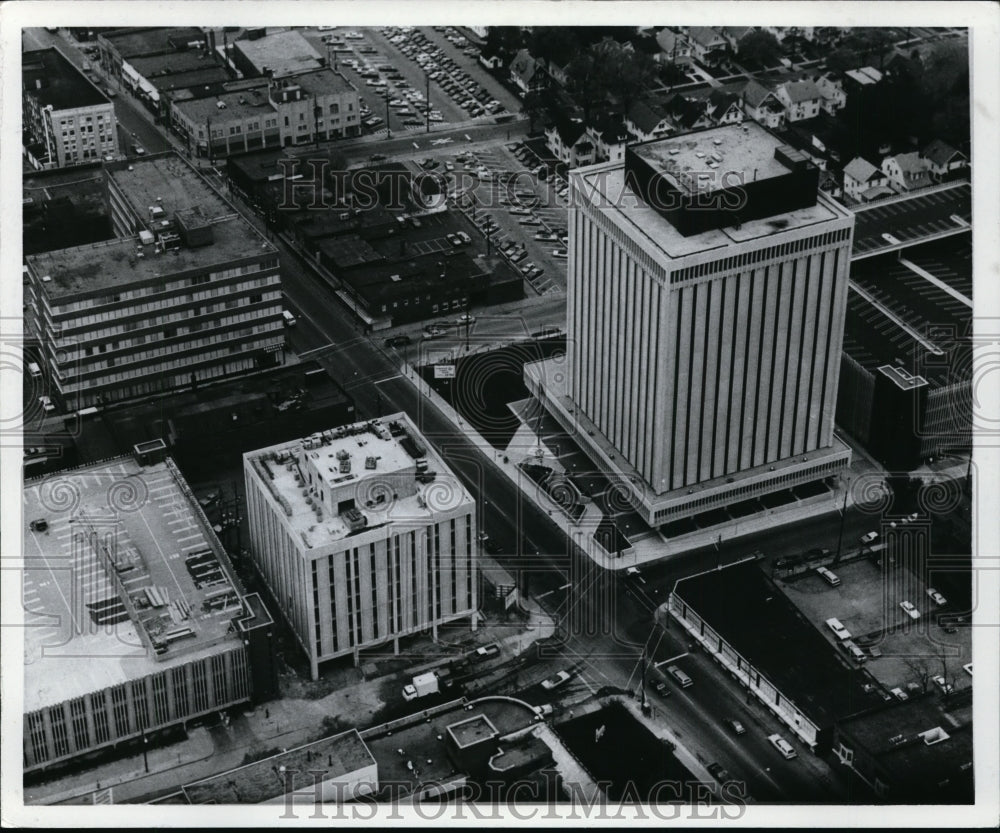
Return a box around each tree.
[565,49,608,124]
[605,45,658,117]
[522,90,549,134]
[485,26,524,60]
[826,47,862,73]
[738,30,782,68]
[528,26,581,69]
[902,656,932,694]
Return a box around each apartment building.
[23,152,284,411]
[22,47,119,169]
[244,414,478,679]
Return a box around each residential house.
[478,51,504,71]
[625,99,673,142]
[705,90,743,125]
[921,139,968,180]
[655,29,692,65]
[719,26,754,53]
[881,152,932,192]
[664,93,712,132]
[842,156,890,202]
[545,117,596,167]
[775,79,822,122]
[815,73,847,115]
[741,79,785,129]
[586,115,631,163]
[509,49,547,97]
[547,60,571,88]
[686,27,727,63]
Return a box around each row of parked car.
[382,27,506,119]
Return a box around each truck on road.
[402,671,440,701]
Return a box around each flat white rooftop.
[572,163,849,263]
[630,122,791,196]
[21,458,245,712]
[245,412,474,551]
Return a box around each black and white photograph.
[2,1,998,826]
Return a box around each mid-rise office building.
[244,413,478,679]
[22,47,120,169]
[22,454,277,775]
[526,122,855,529]
[23,152,284,411]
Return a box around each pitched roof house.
[921,139,968,179]
[625,99,672,141]
[741,79,785,129]
[686,27,727,61]
[509,49,547,96]
[842,156,890,202]
[775,79,822,122]
[545,116,595,167]
[656,29,693,64]
[705,90,744,125]
[881,151,932,191]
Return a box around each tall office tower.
[526,122,855,531]
[244,414,478,679]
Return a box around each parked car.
[473,643,501,660]
[38,395,55,413]
[859,531,879,545]
[541,670,573,690]
[815,566,841,587]
[653,681,669,697]
[447,233,462,247]
[767,733,797,759]
[890,687,909,701]
[455,231,471,244]
[552,248,568,259]
[456,313,476,325]
[724,718,747,736]
[932,674,954,694]
[900,600,920,620]
[384,335,412,348]
[926,587,947,605]
[666,665,693,688]
[825,617,852,641]
[706,762,731,782]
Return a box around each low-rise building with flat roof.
[23,152,284,411]
[22,455,278,774]
[232,30,323,78]
[244,413,478,679]
[667,560,883,751]
[831,694,973,802]
[22,47,119,169]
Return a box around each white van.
[842,640,867,663]
[282,310,297,327]
[28,361,42,379]
[825,617,852,641]
[816,566,841,587]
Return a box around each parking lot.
[778,555,972,698]
[851,183,971,256]
[448,141,571,295]
[301,26,517,138]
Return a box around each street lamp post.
[384,87,391,140]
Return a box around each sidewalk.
[25,598,556,806]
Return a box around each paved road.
[280,251,856,801]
